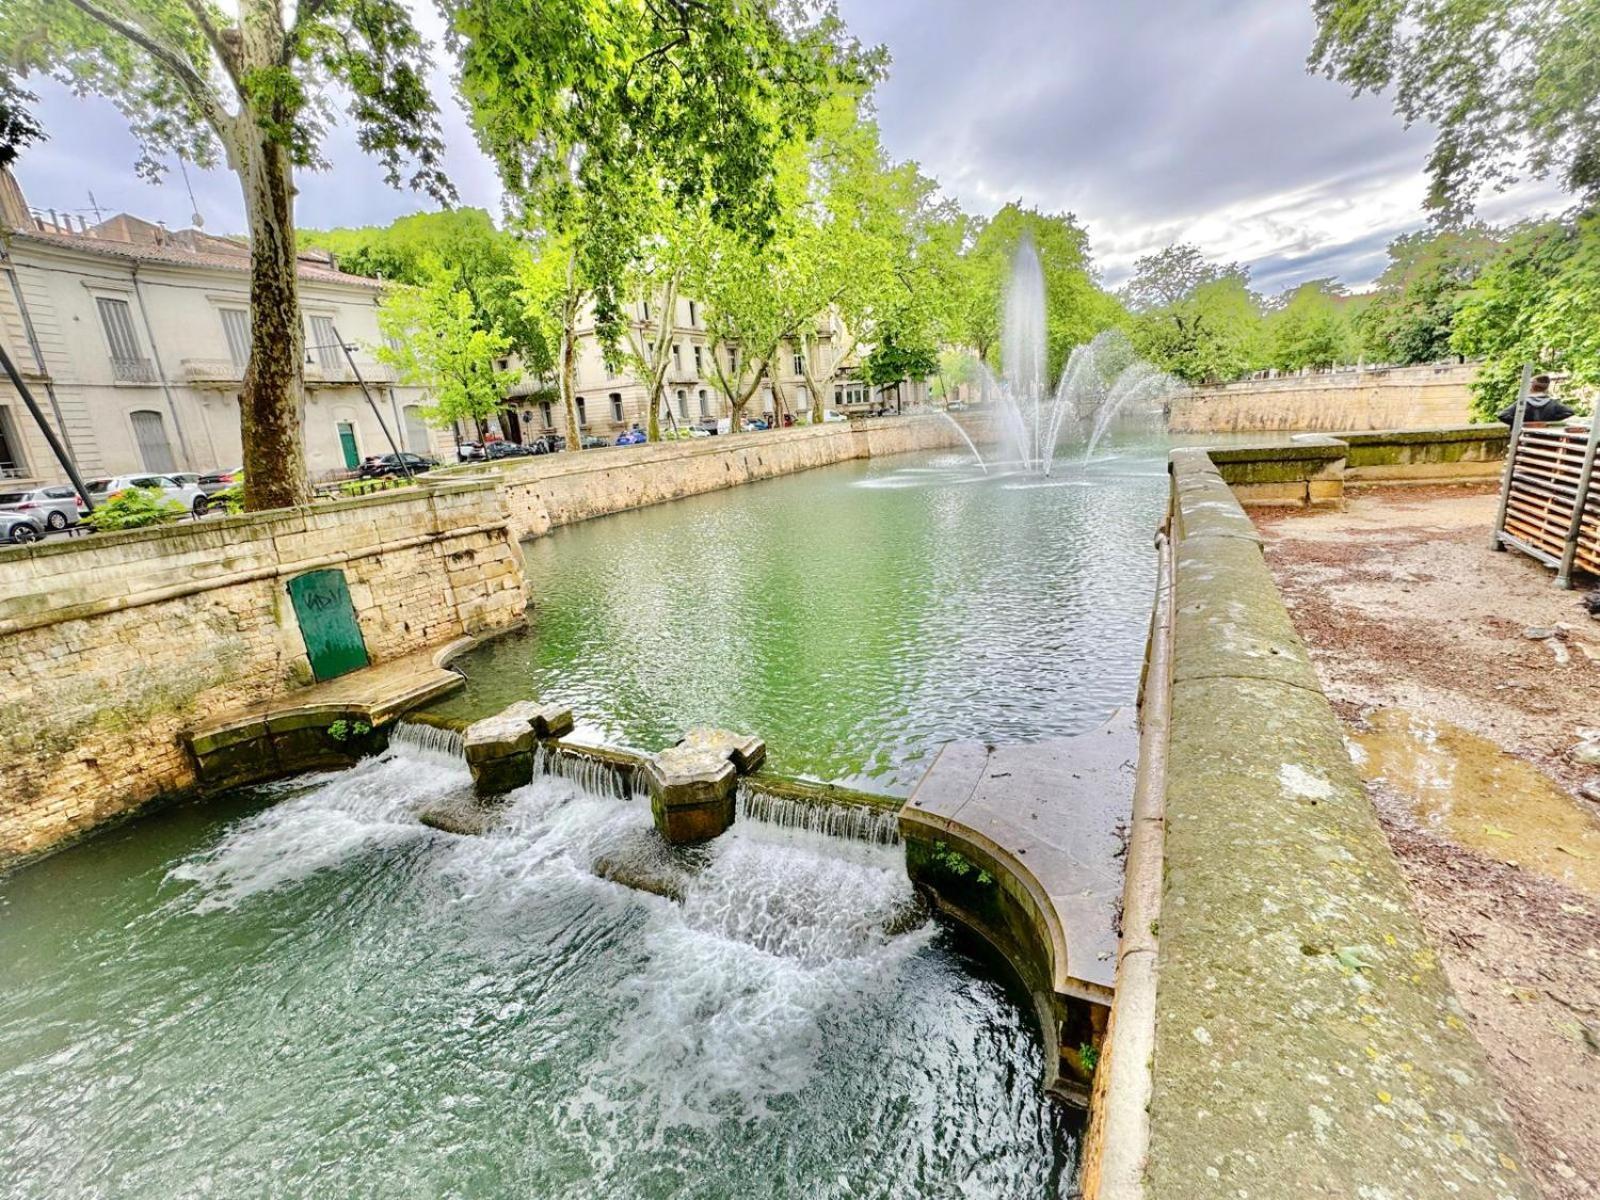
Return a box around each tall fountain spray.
[975,234,1183,475]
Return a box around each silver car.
[83,473,210,517]
[0,484,83,532]
[1,506,45,544]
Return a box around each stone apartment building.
[498,297,928,444]
[0,171,446,489]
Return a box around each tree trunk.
[237,122,310,509]
[647,383,662,441]
[559,267,582,450]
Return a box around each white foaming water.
[5,740,1072,1196]
[737,785,901,846]
[389,719,466,761]
[574,818,932,1132]
[166,746,468,912]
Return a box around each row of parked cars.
[0,467,243,543]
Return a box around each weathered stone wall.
[462,414,986,540]
[0,480,525,863]
[1171,363,1477,433]
[1120,450,1536,1199]
[1203,425,1510,507]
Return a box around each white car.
[82,473,210,517]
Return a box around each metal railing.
[110,355,158,383]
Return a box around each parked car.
[532,433,566,453]
[1,507,45,544]
[580,434,612,449]
[822,409,848,423]
[456,442,486,462]
[358,452,437,479]
[746,418,770,431]
[615,428,647,446]
[82,474,209,516]
[945,401,968,413]
[483,441,536,461]
[0,484,82,531]
[198,467,243,496]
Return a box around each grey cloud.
[13,0,1568,297]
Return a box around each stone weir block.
[463,701,576,799]
[642,728,766,844]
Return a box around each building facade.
[498,298,926,445]
[0,172,446,490]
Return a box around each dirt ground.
[1254,483,1600,1200]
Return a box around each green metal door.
[287,569,369,681]
[337,421,359,469]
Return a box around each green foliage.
[1452,219,1587,419]
[1124,245,1264,384]
[377,279,519,430]
[0,70,43,168]
[862,333,939,388]
[84,485,184,531]
[1264,279,1362,372]
[213,482,245,515]
[1078,1042,1100,1074]
[300,210,555,377]
[338,476,412,497]
[928,841,994,886]
[441,0,880,337]
[1356,227,1502,365]
[327,719,372,743]
[966,205,1125,382]
[1310,0,1600,217]
[4,0,451,195]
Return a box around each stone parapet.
[437,414,996,540]
[1200,425,1511,507]
[1091,449,1538,1199]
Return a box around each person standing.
[1498,374,1575,424]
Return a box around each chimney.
[0,168,30,232]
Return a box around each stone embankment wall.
[0,481,525,863]
[1083,450,1536,1200]
[1171,362,1478,433]
[1205,425,1509,506]
[468,414,987,540]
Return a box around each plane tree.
[4,0,453,508]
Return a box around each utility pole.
[330,324,412,480]
[0,340,95,512]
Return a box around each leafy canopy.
[1309,0,1600,217]
[376,278,519,429]
[3,0,452,200]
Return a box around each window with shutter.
[219,308,250,374]
[97,297,154,382]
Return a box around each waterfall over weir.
[737,785,902,846]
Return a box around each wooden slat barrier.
[1493,419,1600,586]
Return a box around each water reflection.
[431,447,1171,792]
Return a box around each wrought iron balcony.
[109,355,158,383]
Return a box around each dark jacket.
[1498,396,1575,425]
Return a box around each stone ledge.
[1135,450,1537,1200]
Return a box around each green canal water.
[430,449,1172,793]
[1,445,1177,1198]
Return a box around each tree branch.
[64,0,222,118]
[178,0,240,84]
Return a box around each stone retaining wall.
[451,414,986,540]
[1171,363,1477,433]
[1093,449,1536,1199]
[1205,425,1509,506]
[0,480,525,863]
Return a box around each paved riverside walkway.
[184,644,467,790]
[899,708,1137,1000]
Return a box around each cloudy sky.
[14,0,1569,295]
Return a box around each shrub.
[213,482,245,515]
[338,476,412,498]
[85,486,185,531]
